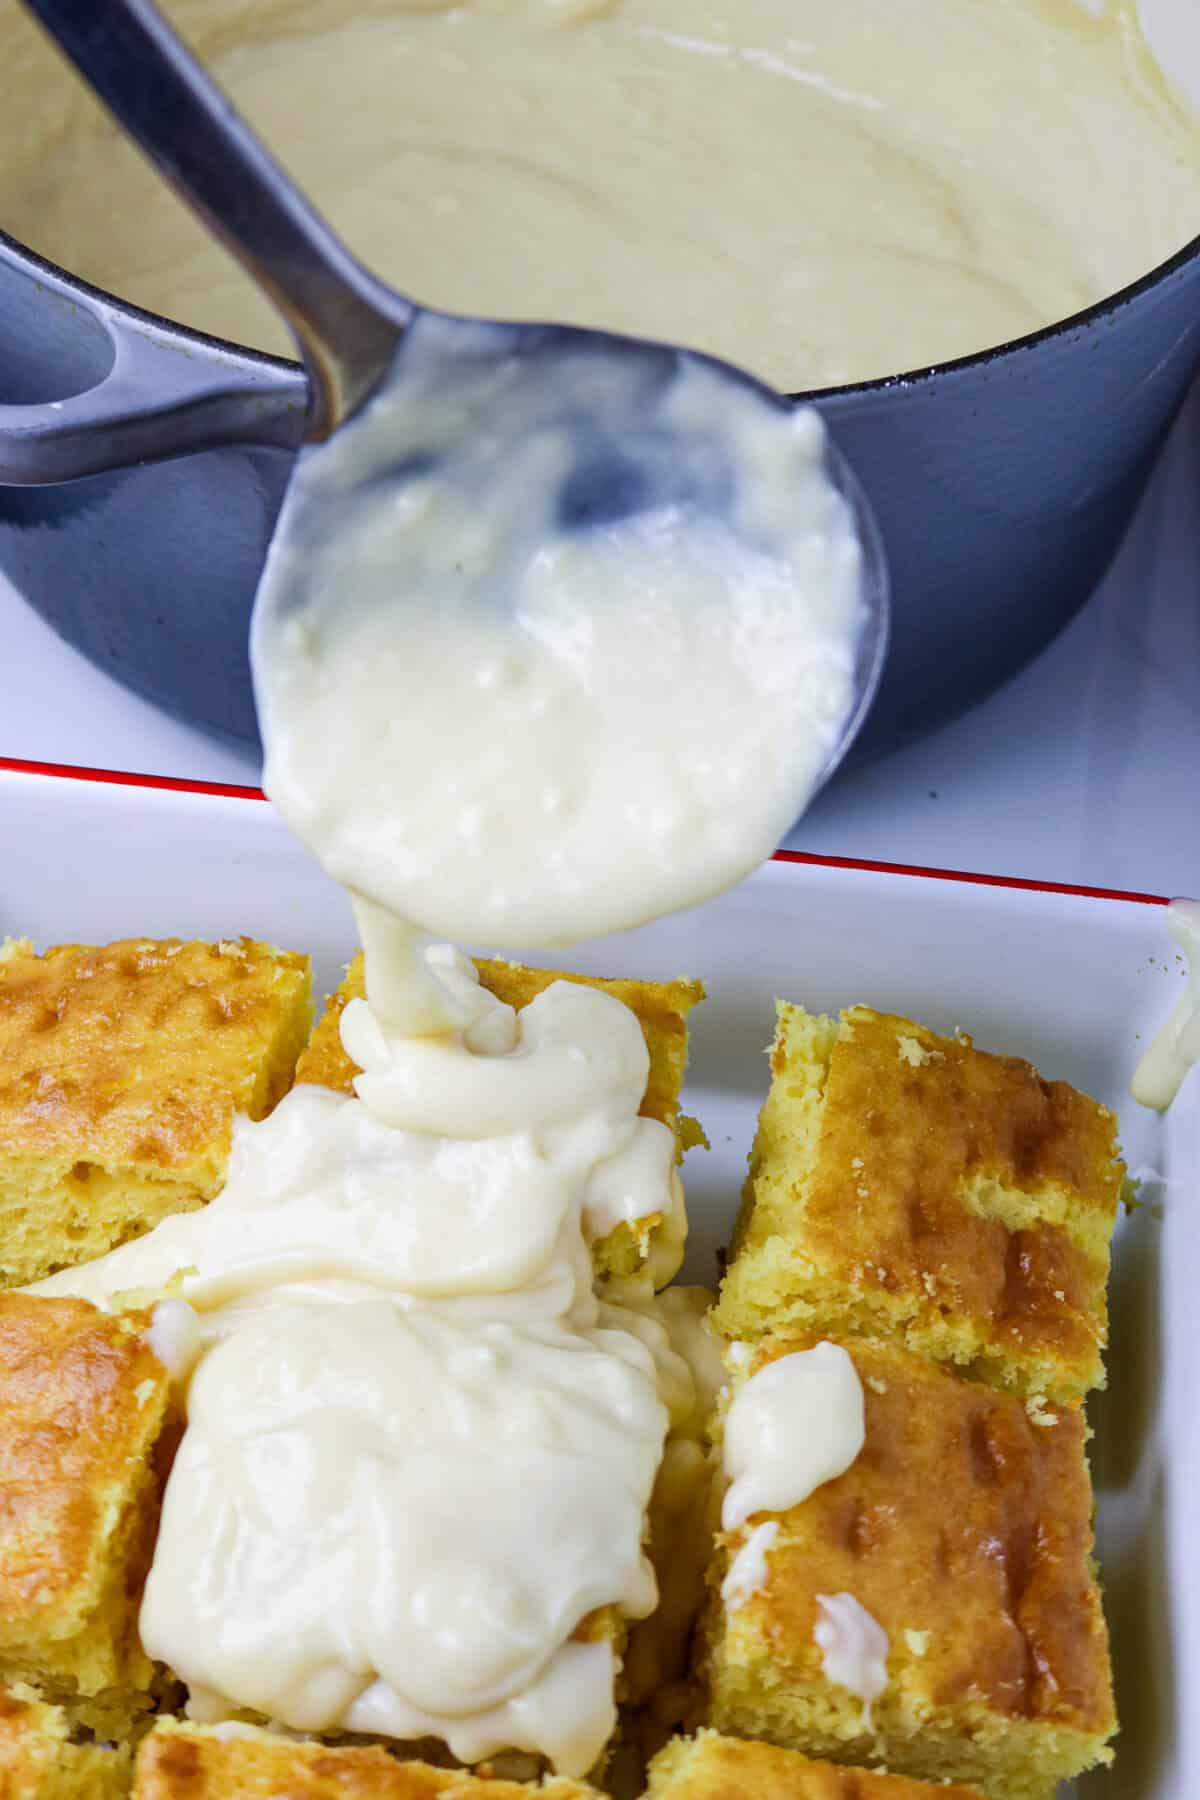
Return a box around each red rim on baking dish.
[0,753,1169,910]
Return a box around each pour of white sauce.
[140,1299,661,1772]
[722,1342,865,1531]
[30,233,870,1773]
[1131,898,1200,1110]
[813,1592,890,1727]
[252,314,866,949]
[34,946,698,1776]
[37,959,681,1319]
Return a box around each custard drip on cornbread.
[812,1594,889,1727]
[699,1333,1116,1795]
[34,944,704,1773]
[721,1343,865,1532]
[294,948,706,1293]
[721,1522,779,1616]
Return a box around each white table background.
[4,383,1198,901]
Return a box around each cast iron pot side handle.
[0,247,308,486]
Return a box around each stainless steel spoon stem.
[21,0,411,438]
[20,0,890,792]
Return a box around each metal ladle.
[21,0,889,788]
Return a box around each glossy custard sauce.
[2,0,1198,387]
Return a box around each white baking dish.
[0,756,1194,1799]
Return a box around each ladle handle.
[20,0,411,437]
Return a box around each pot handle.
[0,251,307,486]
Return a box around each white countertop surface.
[4,384,1198,901]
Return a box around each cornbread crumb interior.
[0,1680,131,1798]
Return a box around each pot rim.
[4,216,1200,400]
[802,226,1200,399]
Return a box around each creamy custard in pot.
[2,0,1198,387]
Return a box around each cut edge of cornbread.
[715,1002,1123,1401]
[0,1295,177,1734]
[132,1717,603,1797]
[0,937,313,1288]
[0,1164,210,1295]
[646,1729,990,1798]
[621,1436,719,1743]
[0,1491,160,1739]
[724,1004,838,1271]
[296,952,707,1283]
[690,1674,1107,1800]
[0,1681,132,1798]
[696,1332,1116,1800]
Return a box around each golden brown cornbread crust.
[132,1719,601,1798]
[297,954,706,1279]
[0,937,312,1287]
[646,1729,986,1797]
[699,1333,1115,1798]
[0,940,1119,1796]
[0,937,311,1166]
[0,1294,173,1727]
[716,1004,1122,1400]
[0,1681,131,1798]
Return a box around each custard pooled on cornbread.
[0,937,311,1287]
[715,1004,1123,1400]
[297,952,705,1280]
[0,1681,130,1798]
[132,1719,603,1798]
[0,1294,174,1734]
[647,1730,986,1798]
[698,1333,1115,1800]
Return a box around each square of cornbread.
[0,1684,130,1800]
[715,1004,1123,1401]
[0,1682,130,1798]
[296,952,705,1280]
[0,1293,175,1733]
[647,1730,986,1798]
[133,1719,602,1798]
[0,936,312,1286]
[698,1334,1115,1800]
